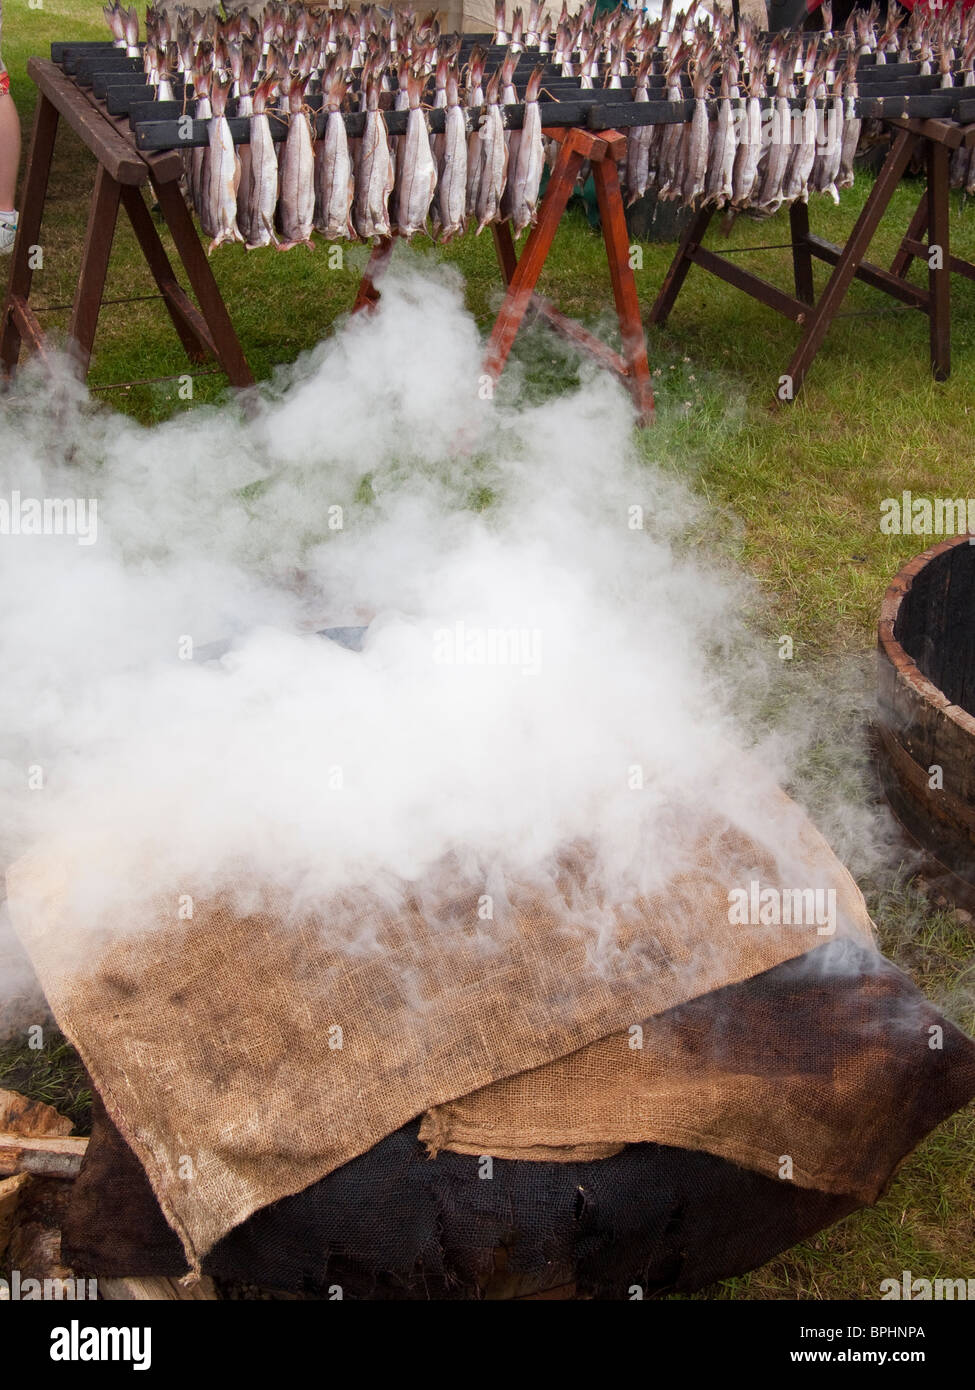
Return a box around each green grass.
[0,1030,92,1134]
[8,4,975,649]
[1,0,973,1301]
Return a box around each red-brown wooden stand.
[1,57,253,388]
[648,118,975,402]
[352,126,654,425]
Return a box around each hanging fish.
[234,45,260,246]
[756,40,795,214]
[812,64,844,205]
[245,74,280,249]
[315,62,356,241]
[500,48,523,223]
[396,71,438,239]
[387,52,411,235]
[837,51,861,191]
[506,64,545,235]
[655,42,690,200]
[279,74,316,249]
[732,33,764,208]
[190,51,214,230]
[204,76,244,253]
[465,46,488,226]
[704,46,737,207]
[353,62,395,239]
[434,63,468,242]
[782,49,823,205]
[475,68,509,234]
[681,43,715,206]
[430,47,450,177]
[625,54,654,206]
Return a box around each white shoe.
[0,213,18,254]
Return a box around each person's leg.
[0,81,21,212]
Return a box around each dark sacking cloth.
[420,938,975,1202]
[64,1092,861,1299]
[62,942,975,1299]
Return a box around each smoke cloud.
[0,264,886,988]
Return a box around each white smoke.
[0,264,870,974]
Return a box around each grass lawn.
[1,0,973,1301]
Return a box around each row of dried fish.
[182,49,546,251]
[103,0,975,92]
[625,24,858,212]
[618,3,975,208]
[103,2,975,249]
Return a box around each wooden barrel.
[876,533,975,894]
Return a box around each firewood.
[0,1089,74,1138]
[100,1275,218,1301]
[0,1132,89,1179]
[0,1172,32,1258]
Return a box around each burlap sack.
[420,939,975,1203]
[62,943,975,1295]
[6,788,873,1271]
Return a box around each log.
[0,1089,74,1138]
[0,1132,89,1179]
[100,1275,218,1301]
[0,1172,31,1258]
